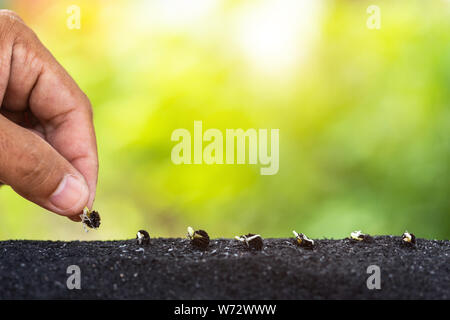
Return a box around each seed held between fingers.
[80,207,101,232]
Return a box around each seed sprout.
[292,230,314,249]
[136,230,150,245]
[235,233,263,250]
[402,231,416,246]
[350,230,373,243]
[187,226,210,250]
[187,226,195,238]
[80,207,101,232]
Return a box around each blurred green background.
[0,0,448,240]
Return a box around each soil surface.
[0,236,449,299]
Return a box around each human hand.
[0,10,98,221]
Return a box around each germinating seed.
[80,207,101,231]
[187,226,210,250]
[350,230,373,243]
[136,230,151,245]
[292,230,314,249]
[235,234,263,250]
[402,231,416,246]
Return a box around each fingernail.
[50,175,88,211]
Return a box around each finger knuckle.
[0,10,41,46]
[0,129,12,154]
[12,40,43,74]
[0,10,23,22]
[15,142,54,191]
[0,131,13,181]
[0,10,24,32]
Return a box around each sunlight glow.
[233,0,323,75]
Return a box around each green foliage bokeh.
[0,0,448,240]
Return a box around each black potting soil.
[0,236,448,299]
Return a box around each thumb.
[0,115,89,217]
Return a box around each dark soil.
[0,236,449,299]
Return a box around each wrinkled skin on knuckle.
[12,18,45,67]
[0,10,23,38]
[0,9,23,21]
[0,11,38,78]
[0,130,13,182]
[12,40,42,74]
[14,139,55,195]
[0,14,17,70]
[2,41,44,112]
[0,10,41,57]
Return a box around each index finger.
[31,62,99,211]
[2,19,98,211]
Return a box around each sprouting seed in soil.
[187,226,210,250]
[292,230,314,249]
[402,231,416,246]
[350,230,373,243]
[235,234,263,250]
[80,207,101,232]
[136,230,150,245]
